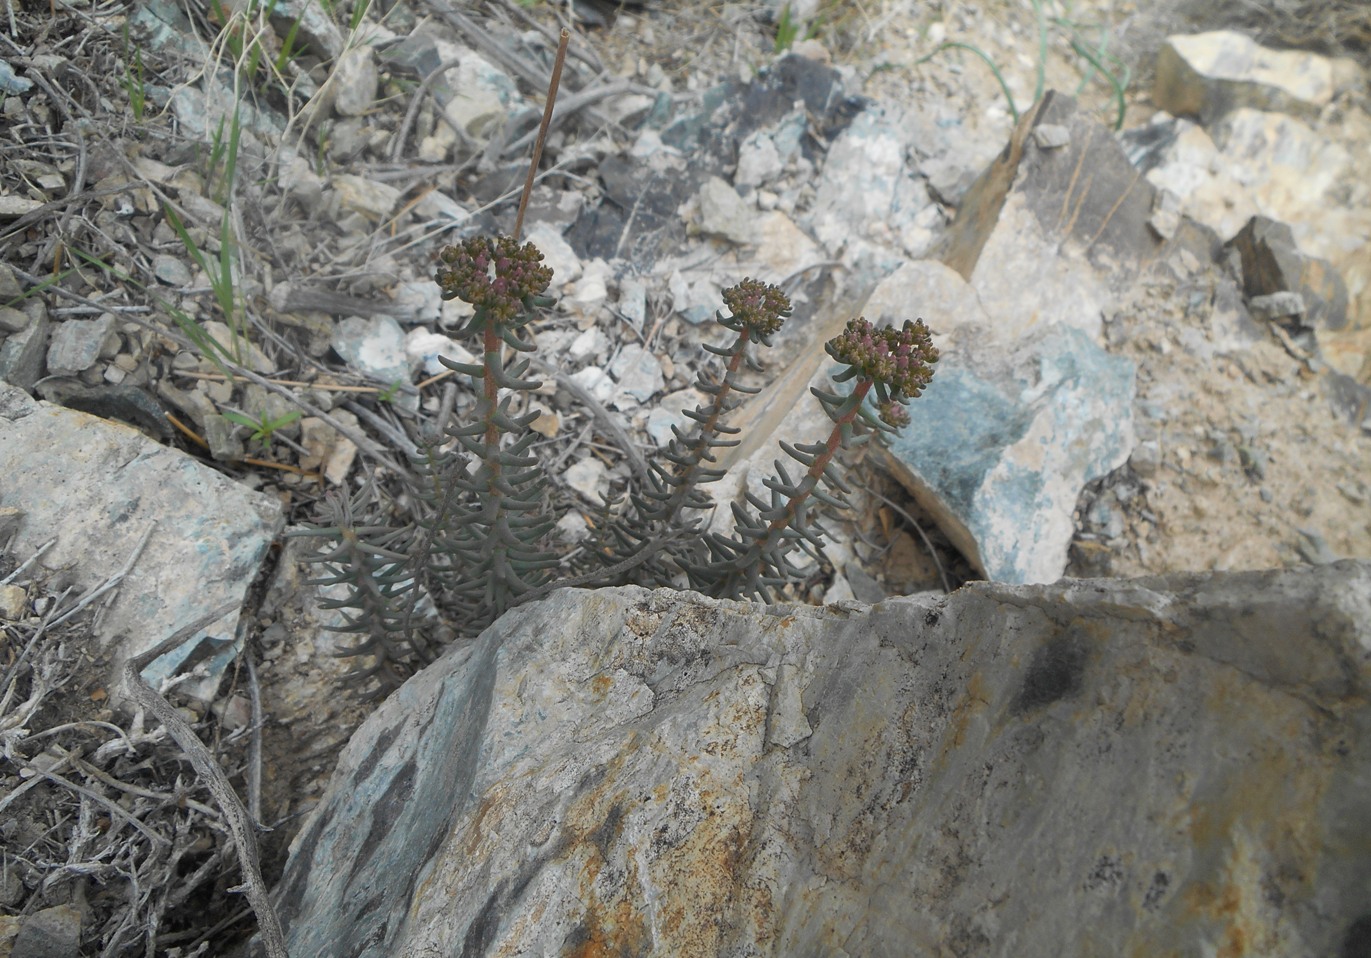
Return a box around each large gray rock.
[0,384,282,703]
[936,91,1162,343]
[269,562,1371,957]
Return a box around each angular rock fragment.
[269,564,1371,958]
[1228,215,1348,332]
[1154,30,1339,126]
[937,92,1161,341]
[0,384,282,704]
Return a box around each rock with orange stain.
[267,562,1371,958]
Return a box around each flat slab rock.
[268,562,1371,958]
[0,383,282,702]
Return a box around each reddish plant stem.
[695,329,751,440]
[478,321,512,596]
[483,323,500,449]
[514,28,570,241]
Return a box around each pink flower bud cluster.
[435,235,553,322]
[828,317,939,401]
[877,400,911,429]
[721,278,791,336]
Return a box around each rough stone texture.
[1212,108,1353,230]
[0,384,282,703]
[1154,31,1338,126]
[805,103,937,266]
[1228,215,1349,332]
[864,260,1136,584]
[0,303,48,392]
[719,257,1134,586]
[879,320,1135,584]
[0,305,31,334]
[44,313,114,374]
[332,46,378,117]
[331,174,401,222]
[432,44,519,140]
[936,92,1162,343]
[331,314,410,385]
[698,175,760,245]
[10,903,82,958]
[1131,113,1256,243]
[268,562,1371,958]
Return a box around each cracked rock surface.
[270,562,1371,958]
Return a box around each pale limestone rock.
[45,314,115,374]
[938,93,1160,344]
[1138,116,1254,243]
[202,321,273,374]
[1154,30,1338,125]
[0,196,42,217]
[567,258,610,311]
[332,46,378,117]
[1207,108,1366,281]
[966,188,1111,341]
[698,176,760,246]
[735,128,785,188]
[525,221,582,285]
[322,410,359,486]
[433,45,518,140]
[405,328,475,377]
[751,210,824,282]
[0,583,26,619]
[569,365,614,404]
[806,104,934,264]
[277,153,327,215]
[564,456,607,499]
[412,189,469,225]
[330,174,401,222]
[617,275,648,331]
[568,327,607,363]
[269,563,1371,957]
[331,315,409,384]
[609,343,664,404]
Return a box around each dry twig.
[121,600,287,958]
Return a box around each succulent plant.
[298,254,938,693]
[292,28,941,695]
[688,315,939,600]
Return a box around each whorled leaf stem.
[691,316,939,600]
[299,240,938,692]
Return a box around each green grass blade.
[162,203,210,278]
[1067,35,1129,130]
[918,42,1020,123]
[349,0,370,32]
[1031,0,1047,109]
